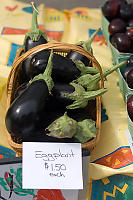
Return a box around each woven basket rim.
[6,41,104,154]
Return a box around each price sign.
[22,142,83,189]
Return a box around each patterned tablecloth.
[0,0,133,199]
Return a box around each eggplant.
[66,28,101,66]
[66,48,91,66]
[46,112,97,144]
[30,51,80,83]
[29,51,98,83]
[67,100,96,122]
[23,109,68,142]
[5,79,49,140]
[51,83,74,106]
[24,3,47,51]
[50,82,107,110]
[5,51,54,141]
[21,2,48,81]
[46,112,78,138]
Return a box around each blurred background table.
[19,0,133,9]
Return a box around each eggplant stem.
[66,99,88,109]
[29,50,54,93]
[76,28,101,52]
[65,86,107,109]
[63,83,85,101]
[74,60,127,91]
[84,28,101,51]
[31,2,39,30]
[24,2,47,43]
[74,60,99,75]
[83,88,107,99]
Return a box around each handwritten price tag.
[22,142,83,189]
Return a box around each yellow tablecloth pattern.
[0,1,133,199]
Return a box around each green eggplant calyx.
[74,73,95,89]
[83,88,107,99]
[74,119,97,143]
[73,60,99,75]
[66,88,107,109]
[29,50,54,92]
[63,82,85,100]
[24,2,47,44]
[46,112,77,138]
[76,28,101,52]
[74,60,127,91]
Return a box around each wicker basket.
[6,41,104,156]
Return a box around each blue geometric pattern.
[0,145,16,158]
[7,43,23,66]
[22,6,33,14]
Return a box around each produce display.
[102,0,133,53]
[102,0,133,138]
[5,3,127,152]
[120,55,133,88]
[122,55,133,80]
[127,95,133,122]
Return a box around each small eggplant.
[24,3,47,52]
[67,100,96,122]
[51,82,100,112]
[29,51,98,83]
[30,51,80,83]
[66,28,101,66]
[51,83,75,106]
[74,118,97,143]
[21,2,48,81]
[5,51,54,141]
[62,82,107,109]
[74,60,127,91]
[46,112,77,138]
[46,112,97,143]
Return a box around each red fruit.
[127,55,133,68]
[127,95,133,122]
[126,29,133,41]
[110,33,131,52]
[122,66,133,80]
[102,0,120,20]
[120,3,133,20]
[126,68,133,89]
[108,18,126,35]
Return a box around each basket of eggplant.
[5,3,125,156]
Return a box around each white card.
[125,129,133,155]
[22,142,83,189]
